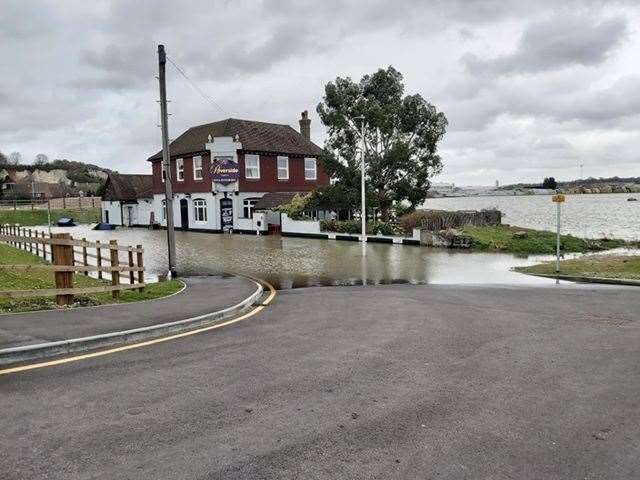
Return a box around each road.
[1,283,639,479]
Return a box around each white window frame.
[193,156,203,181]
[161,165,166,183]
[161,200,166,220]
[277,156,289,180]
[304,157,317,180]
[176,158,184,182]
[193,198,207,223]
[242,197,260,219]
[244,154,260,179]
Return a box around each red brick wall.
[151,155,211,194]
[151,152,329,194]
[238,154,329,192]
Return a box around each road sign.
[552,194,565,203]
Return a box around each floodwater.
[47,225,582,289]
[423,193,640,241]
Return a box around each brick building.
[144,111,328,233]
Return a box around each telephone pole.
[158,44,177,277]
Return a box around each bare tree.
[34,153,49,166]
[8,152,21,165]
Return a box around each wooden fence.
[0,197,100,211]
[0,224,144,306]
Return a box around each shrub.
[367,221,397,236]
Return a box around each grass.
[0,207,100,226]
[462,224,629,254]
[0,243,183,313]
[515,255,640,280]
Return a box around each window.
[193,156,203,180]
[304,157,317,180]
[193,199,207,222]
[161,200,166,220]
[176,158,184,181]
[243,198,260,218]
[245,154,260,179]
[277,156,289,180]
[161,166,166,183]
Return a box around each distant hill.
[0,158,113,199]
[501,176,640,190]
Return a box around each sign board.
[552,194,565,203]
[211,157,239,183]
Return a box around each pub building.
[145,111,329,234]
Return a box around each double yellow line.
[0,281,276,376]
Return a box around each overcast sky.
[1,0,639,185]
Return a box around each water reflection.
[48,226,567,289]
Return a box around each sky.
[1,0,639,186]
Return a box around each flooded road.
[46,225,568,289]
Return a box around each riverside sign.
[211,157,239,184]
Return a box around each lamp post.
[354,116,366,256]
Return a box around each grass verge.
[462,224,630,254]
[0,208,100,226]
[0,243,182,313]
[515,255,640,280]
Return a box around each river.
[422,193,639,241]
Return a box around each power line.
[166,55,228,116]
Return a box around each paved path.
[0,275,258,349]
[1,283,639,479]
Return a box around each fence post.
[110,240,120,299]
[82,237,88,276]
[63,196,66,209]
[96,240,103,279]
[17,226,22,250]
[28,228,33,253]
[52,233,74,307]
[136,245,144,292]
[35,230,40,256]
[128,250,135,284]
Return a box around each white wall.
[281,214,321,234]
[101,200,122,225]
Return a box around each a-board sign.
[552,194,565,203]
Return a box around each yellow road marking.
[0,281,276,376]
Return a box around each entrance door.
[126,206,134,226]
[220,198,233,233]
[180,199,189,230]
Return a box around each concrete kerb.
[518,271,640,287]
[0,279,264,366]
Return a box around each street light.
[353,115,366,257]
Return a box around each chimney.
[299,110,311,141]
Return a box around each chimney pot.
[299,110,311,141]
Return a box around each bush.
[367,221,397,236]
[320,219,360,234]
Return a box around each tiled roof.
[254,192,305,210]
[103,173,153,201]
[148,118,323,160]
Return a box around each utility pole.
[354,116,367,257]
[158,44,177,277]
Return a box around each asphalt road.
[0,275,258,349]
[1,283,639,479]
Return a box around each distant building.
[101,173,154,226]
[430,182,456,196]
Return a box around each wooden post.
[136,245,144,292]
[128,250,135,284]
[63,196,66,209]
[52,233,74,306]
[17,227,22,250]
[110,240,120,299]
[82,237,88,276]
[35,230,40,256]
[96,241,103,279]
[28,229,33,253]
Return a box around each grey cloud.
[464,15,627,75]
